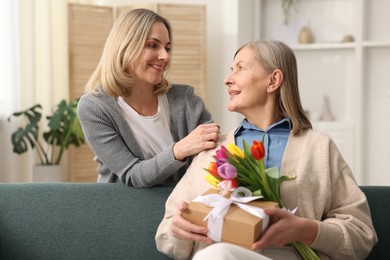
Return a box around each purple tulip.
[217,162,237,180]
[216,157,229,167]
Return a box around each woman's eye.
[148,43,157,48]
[165,47,171,53]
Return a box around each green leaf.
[44,99,85,147]
[277,175,295,186]
[10,124,39,155]
[8,104,43,157]
[265,166,279,179]
[251,189,262,196]
[8,104,42,125]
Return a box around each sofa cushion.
[0,183,174,260]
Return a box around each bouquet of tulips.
[204,139,320,260]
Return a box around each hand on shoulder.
[173,123,220,161]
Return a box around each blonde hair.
[235,40,312,135]
[85,8,172,96]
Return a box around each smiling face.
[224,46,271,117]
[131,21,171,88]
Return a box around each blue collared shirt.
[234,118,291,172]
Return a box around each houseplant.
[7,98,85,180]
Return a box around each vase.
[319,96,335,121]
[298,26,313,44]
[33,165,63,182]
[341,34,355,43]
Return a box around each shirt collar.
[234,117,291,135]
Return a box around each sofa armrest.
[360,186,390,260]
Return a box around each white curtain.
[0,0,70,182]
[0,0,23,182]
[0,1,19,117]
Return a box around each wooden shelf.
[362,41,390,48]
[292,42,356,51]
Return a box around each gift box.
[182,189,278,249]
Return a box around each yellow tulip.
[205,173,220,188]
[227,143,244,159]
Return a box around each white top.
[117,94,173,159]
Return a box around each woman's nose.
[224,74,233,87]
[159,48,170,60]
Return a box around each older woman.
[155,40,377,259]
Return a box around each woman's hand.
[252,207,318,250]
[173,123,219,161]
[170,201,214,244]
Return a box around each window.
[0,0,19,116]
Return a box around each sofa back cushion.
[0,183,174,260]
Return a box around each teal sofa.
[0,183,173,260]
[0,183,388,260]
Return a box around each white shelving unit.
[257,0,390,185]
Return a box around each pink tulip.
[215,145,230,160]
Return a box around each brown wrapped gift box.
[182,189,278,249]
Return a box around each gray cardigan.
[77,84,213,187]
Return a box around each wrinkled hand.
[173,123,219,161]
[252,208,318,250]
[171,201,213,244]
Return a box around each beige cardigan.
[155,129,377,260]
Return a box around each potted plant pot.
[33,164,63,182]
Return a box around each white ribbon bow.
[192,187,270,242]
